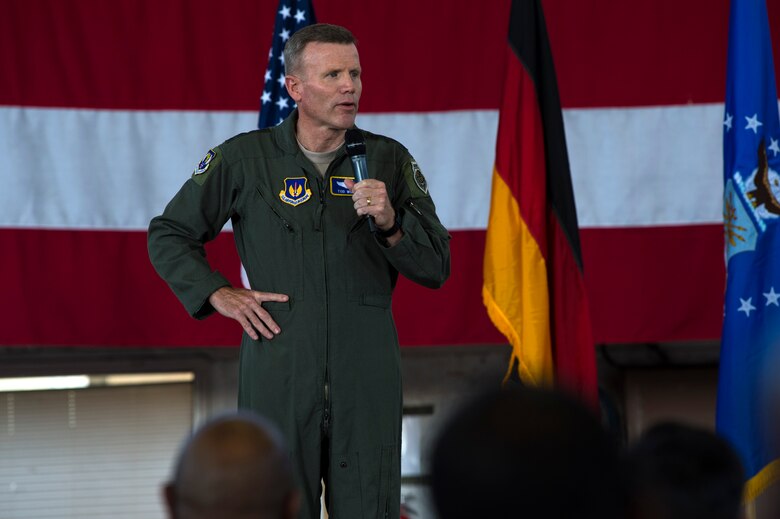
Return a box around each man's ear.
[286,76,302,103]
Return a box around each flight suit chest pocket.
[241,187,305,301]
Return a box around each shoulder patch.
[403,159,430,198]
[411,161,428,194]
[191,148,222,185]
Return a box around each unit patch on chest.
[279,177,312,206]
[330,176,354,196]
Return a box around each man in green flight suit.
[148,24,450,519]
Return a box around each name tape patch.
[330,176,354,196]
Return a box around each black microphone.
[345,129,369,181]
[345,129,376,232]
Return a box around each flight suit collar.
[272,109,302,155]
[273,109,355,165]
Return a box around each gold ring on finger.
[366,197,372,206]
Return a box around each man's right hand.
[208,286,289,341]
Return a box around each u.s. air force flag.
[718,0,780,501]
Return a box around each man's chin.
[332,115,358,130]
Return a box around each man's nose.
[340,76,356,93]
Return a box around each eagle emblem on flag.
[746,140,780,219]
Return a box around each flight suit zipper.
[323,383,330,433]
[405,198,423,218]
[256,188,295,233]
[316,175,332,437]
[406,198,449,237]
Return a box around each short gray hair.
[283,23,356,76]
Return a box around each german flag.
[483,0,598,407]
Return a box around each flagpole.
[745,498,756,519]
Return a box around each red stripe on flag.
[0,229,505,347]
[581,224,725,344]
[550,220,596,397]
[0,0,510,112]
[0,227,724,347]
[394,231,506,346]
[0,229,243,346]
[494,54,548,255]
[0,0,271,110]
[544,0,731,108]
[0,0,748,111]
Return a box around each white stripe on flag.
[2,104,724,231]
[565,103,723,228]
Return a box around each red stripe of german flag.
[483,0,598,407]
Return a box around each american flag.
[1,0,739,349]
[258,0,316,128]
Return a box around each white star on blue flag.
[258,0,316,129]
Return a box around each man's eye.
[350,71,360,78]
[327,72,338,78]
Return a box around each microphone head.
[345,129,366,157]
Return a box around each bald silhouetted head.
[431,386,625,519]
[164,412,299,519]
[625,422,744,519]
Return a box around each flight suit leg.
[237,337,326,519]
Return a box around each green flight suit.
[147,111,450,519]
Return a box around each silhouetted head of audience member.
[625,422,744,519]
[163,412,299,519]
[431,386,625,519]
